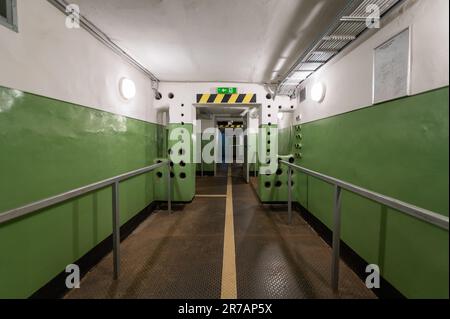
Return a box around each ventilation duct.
[277,0,401,97]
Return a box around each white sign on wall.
[373,28,411,104]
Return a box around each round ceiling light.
[311,82,326,103]
[119,78,136,100]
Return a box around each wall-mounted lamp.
[119,77,136,100]
[311,82,326,103]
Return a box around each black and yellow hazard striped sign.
[196,93,257,104]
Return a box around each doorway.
[195,103,258,182]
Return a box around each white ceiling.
[72,0,348,83]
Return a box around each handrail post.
[167,162,172,214]
[112,181,120,280]
[288,166,292,225]
[331,185,342,292]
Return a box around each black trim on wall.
[293,202,405,299]
[30,202,159,299]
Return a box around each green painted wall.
[278,126,293,156]
[0,86,164,298]
[293,87,449,298]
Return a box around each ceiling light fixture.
[311,82,326,103]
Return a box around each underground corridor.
[0,0,448,305]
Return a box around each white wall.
[0,0,155,123]
[296,0,449,124]
[278,112,294,129]
[155,81,294,128]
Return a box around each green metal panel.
[257,124,293,202]
[278,126,293,156]
[295,87,449,298]
[154,123,195,202]
[0,86,162,298]
[255,126,298,202]
[277,125,307,205]
[196,136,215,173]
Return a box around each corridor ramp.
[65,165,375,299]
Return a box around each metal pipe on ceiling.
[47,0,159,85]
[276,0,403,97]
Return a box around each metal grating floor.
[197,176,227,195]
[236,170,375,299]
[65,165,376,299]
[65,197,226,299]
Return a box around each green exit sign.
[217,87,237,94]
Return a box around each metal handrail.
[0,160,172,280]
[280,160,449,292]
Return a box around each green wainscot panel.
[0,85,161,298]
[278,126,294,156]
[294,87,449,298]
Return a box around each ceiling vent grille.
[276,0,401,98]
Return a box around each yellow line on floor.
[195,194,227,198]
[221,165,237,299]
